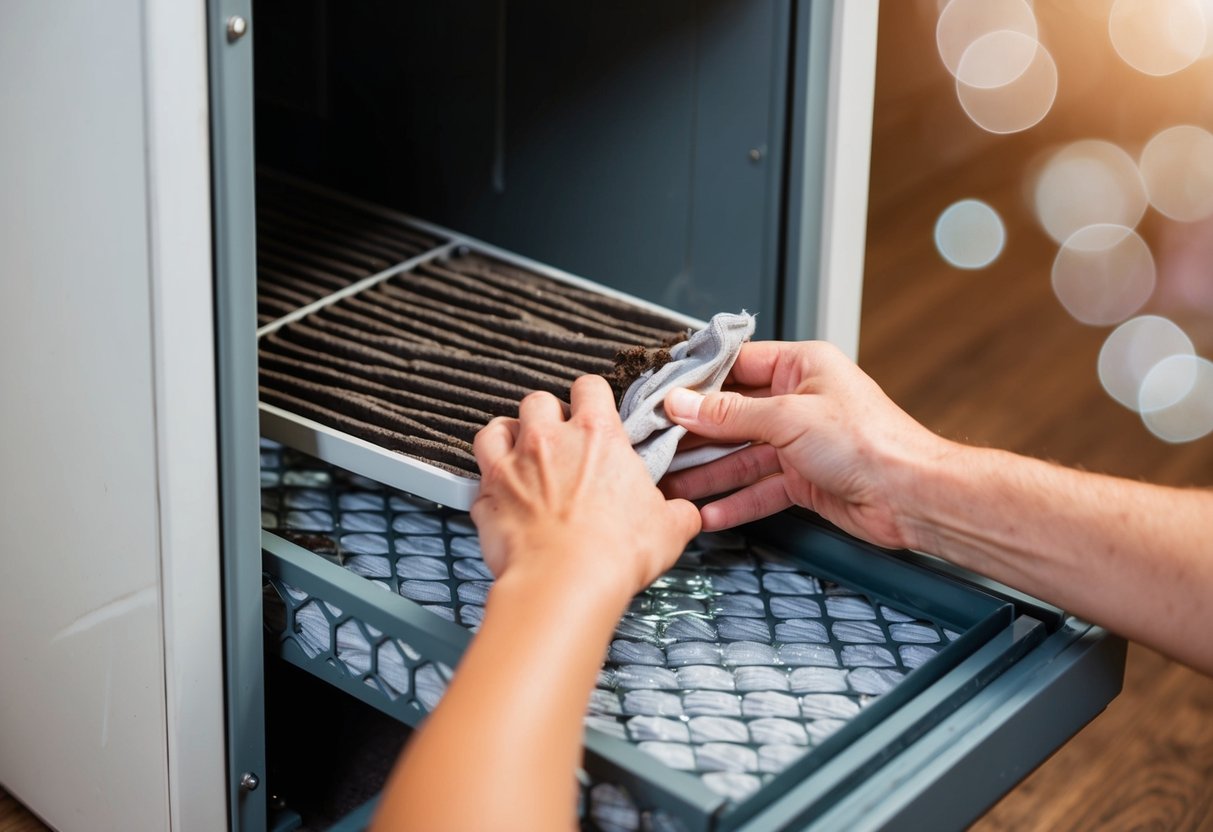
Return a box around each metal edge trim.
[259,404,481,511]
[803,622,1126,831]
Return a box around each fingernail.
[665,387,704,421]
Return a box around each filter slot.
[256,173,701,507]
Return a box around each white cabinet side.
[0,2,171,829]
[145,2,228,830]
[815,0,880,360]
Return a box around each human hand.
[472,374,702,604]
[660,341,955,549]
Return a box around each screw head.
[748,148,764,162]
[226,15,248,42]
[239,771,260,792]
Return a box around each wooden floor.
[5,5,1213,830]
[861,3,1213,830]
[0,789,46,832]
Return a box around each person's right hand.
[660,340,956,550]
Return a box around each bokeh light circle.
[1051,224,1156,325]
[1108,0,1207,76]
[955,34,1057,134]
[1033,140,1147,244]
[1098,315,1195,409]
[955,29,1039,88]
[1203,0,1213,57]
[936,0,1039,78]
[1139,125,1213,221]
[1139,353,1201,411]
[934,199,1007,269]
[1139,355,1213,442]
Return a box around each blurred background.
[864,0,1213,477]
[861,1,1213,827]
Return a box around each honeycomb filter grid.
[260,441,960,826]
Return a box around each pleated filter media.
[256,174,691,481]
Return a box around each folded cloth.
[619,312,756,482]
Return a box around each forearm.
[373,554,629,832]
[901,444,1213,673]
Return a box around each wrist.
[884,433,973,554]
[490,534,638,614]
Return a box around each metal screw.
[239,772,260,792]
[226,15,248,43]
[748,148,764,162]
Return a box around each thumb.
[665,387,792,445]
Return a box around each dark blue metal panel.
[800,621,1126,831]
[687,1,791,338]
[253,1,795,336]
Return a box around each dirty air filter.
[256,175,696,509]
[255,175,444,325]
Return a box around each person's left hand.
[471,374,701,602]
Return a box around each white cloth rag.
[619,311,756,482]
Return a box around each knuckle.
[792,346,820,379]
[477,416,508,439]
[739,449,766,483]
[804,340,845,373]
[577,409,620,435]
[517,429,549,455]
[574,373,610,395]
[691,465,720,497]
[705,391,743,425]
[521,390,556,409]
